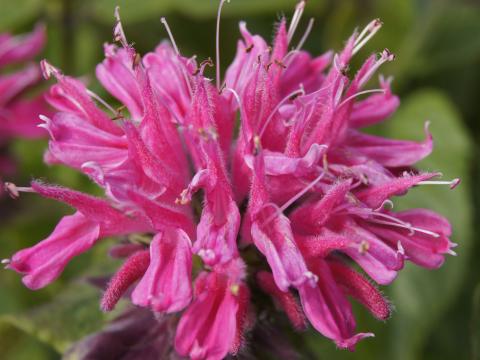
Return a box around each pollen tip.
[253,135,262,153]
[382,48,395,61]
[1,259,10,265]
[231,284,240,296]
[114,5,121,20]
[38,114,50,123]
[358,240,370,255]
[304,270,318,286]
[397,241,405,255]
[198,248,215,262]
[450,178,461,189]
[4,182,20,199]
[40,59,59,80]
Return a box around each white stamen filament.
[38,115,55,140]
[334,79,348,107]
[358,49,395,88]
[1,259,10,265]
[160,17,194,97]
[114,6,129,48]
[368,218,440,238]
[224,87,251,140]
[160,17,180,55]
[352,18,383,56]
[260,172,325,227]
[345,206,441,238]
[287,1,306,44]
[374,199,394,211]
[338,88,386,108]
[3,182,34,199]
[368,210,412,226]
[12,186,34,193]
[295,18,315,52]
[418,178,460,189]
[369,210,440,237]
[283,50,301,67]
[258,87,305,138]
[279,172,325,213]
[216,0,230,90]
[86,89,117,115]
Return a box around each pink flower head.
[0,25,49,176]
[0,25,47,139]
[5,2,460,357]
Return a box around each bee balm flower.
[0,25,49,177]
[5,2,458,358]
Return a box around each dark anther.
[274,59,287,69]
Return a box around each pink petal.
[0,96,50,138]
[345,125,433,168]
[298,259,373,350]
[356,172,438,209]
[8,212,100,289]
[42,112,127,170]
[132,229,192,313]
[0,24,45,67]
[290,180,351,235]
[96,44,143,120]
[0,64,40,105]
[175,272,239,360]
[364,209,454,269]
[43,66,123,135]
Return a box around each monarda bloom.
[4,1,459,359]
[0,25,49,177]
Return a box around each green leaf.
[0,323,58,360]
[0,241,124,353]
[1,282,106,352]
[384,89,473,359]
[388,1,480,85]
[413,4,480,75]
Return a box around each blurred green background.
[0,0,479,359]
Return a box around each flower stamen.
[113,6,129,48]
[86,89,117,115]
[357,49,395,88]
[338,88,386,108]
[295,18,315,52]
[287,1,307,44]
[367,218,440,238]
[216,0,230,90]
[258,87,305,139]
[352,18,383,56]
[278,172,325,213]
[38,115,55,139]
[418,178,460,189]
[3,182,34,199]
[160,17,180,55]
